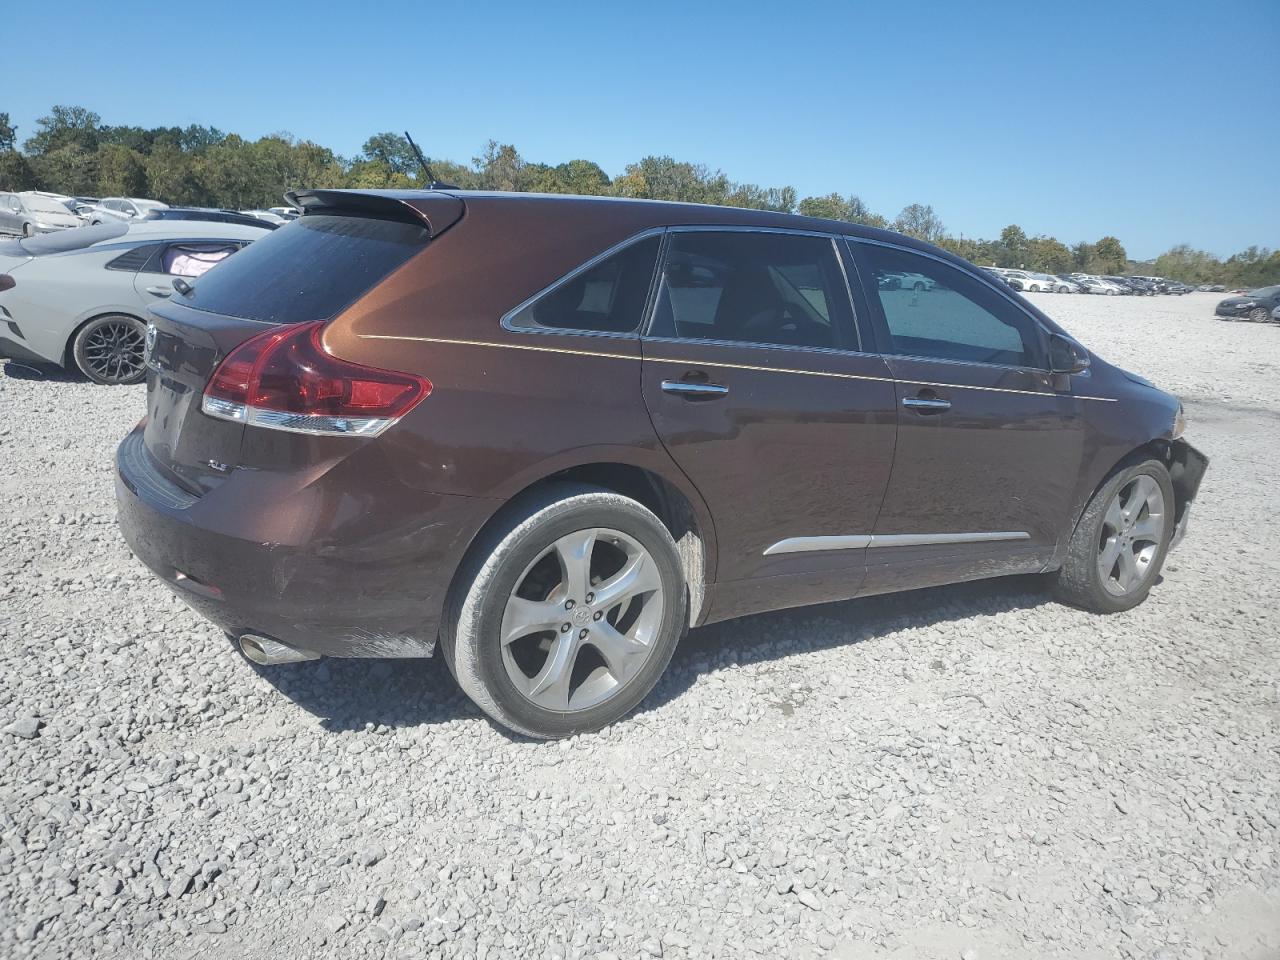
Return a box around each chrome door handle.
[145,285,174,297]
[661,380,729,399]
[902,396,951,412]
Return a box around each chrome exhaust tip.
[239,634,320,666]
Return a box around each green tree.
[473,140,526,192]
[1026,235,1073,273]
[1092,236,1127,274]
[0,150,37,190]
[524,159,611,195]
[1071,241,1096,271]
[893,203,945,243]
[24,105,101,155]
[0,113,16,152]
[97,143,148,197]
[998,224,1028,267]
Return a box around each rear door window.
[171,215,429,323]
[506,235,660,334]
[649,231,854,350]
[155,242,241,278]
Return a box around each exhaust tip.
[239,634,320,666]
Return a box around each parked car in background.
[1074,276,1124,295]
[1034,273,1074,293]
[0,220,264,383]
[1055,275,1085,293]
[240,209,289,225]
[88,197,169,225]
[112,189,1206,738]
[267,206,300,221]
[1207,284,1225,292]
[1215,285,1280,322]
[980,267,1016,288]
[0,191,84,236]
[143,207,276,230]
[1166,282,1193,295]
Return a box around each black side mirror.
[1048,333,1090,375]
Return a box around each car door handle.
[661,380,729,399]
[902,396,951,412]
[145,285,174,297]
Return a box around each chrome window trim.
[764,531,1031,556]
[847,236,1063,373]
[499,227,666,339]
[641,333,883,364]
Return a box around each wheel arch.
[442,458,718,641]
[1060,437,1203,561]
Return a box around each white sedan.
[0,220,269,384]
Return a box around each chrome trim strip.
[763,531,1030,555]
[354,335,1118,401]
[661,380,728,397]
[763,535,873,556]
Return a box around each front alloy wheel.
[1053,458,1174,613]
[1096,475,1165,596]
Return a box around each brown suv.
[116,190,1207,738]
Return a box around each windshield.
[18,221,128,255]
[1248,285,1280,298]
[22,195,74,216]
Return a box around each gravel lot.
[1,292,1277,960]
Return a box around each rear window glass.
[171,214,429,323]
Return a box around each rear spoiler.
[284,189,464,238]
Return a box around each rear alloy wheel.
[913,281,925,292]
[1248,307,1270,323]
[72,314,148,385]
[1052,458,1174,613]
[443,483,686,739]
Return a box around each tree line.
[1,105,1276,287]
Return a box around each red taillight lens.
[202,321,430,436]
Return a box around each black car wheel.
[72,315,148,385]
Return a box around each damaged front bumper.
[1167,439,1208,551]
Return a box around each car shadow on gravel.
[258,574,1055,740]
[1,359,82,382]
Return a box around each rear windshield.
[172,214,429,323]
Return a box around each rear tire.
[71,314,148,385]
[1052,458,1174,613]
[441,483,687,739]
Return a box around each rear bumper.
[115,426,499,658]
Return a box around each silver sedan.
[0,220,269,384]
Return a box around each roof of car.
[313,188,929,249]
[118,221,270,242]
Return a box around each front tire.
[1248,307,1269,323]
[71,314,148,385]
[442,484,687,739]
[1052,458,1174,613]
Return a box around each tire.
[442,483,687,739]
[1107,289,1117,296]
[1052,458,1175,614]
[1249,307,1269,323]
[913,281,925,292]
[71,314,148,385]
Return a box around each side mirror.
[1048,333,1090,375]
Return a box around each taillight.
[201,321,430,437]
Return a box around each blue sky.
[6,0,1277,258]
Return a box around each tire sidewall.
[451,490,686,739]
[73,315,147,385]
[1069,459,1175,613]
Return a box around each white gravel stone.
[1,293,1278,959]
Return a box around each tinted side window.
[858,244,1042,367]
[651,231,850,350]
[507,235,660,334]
